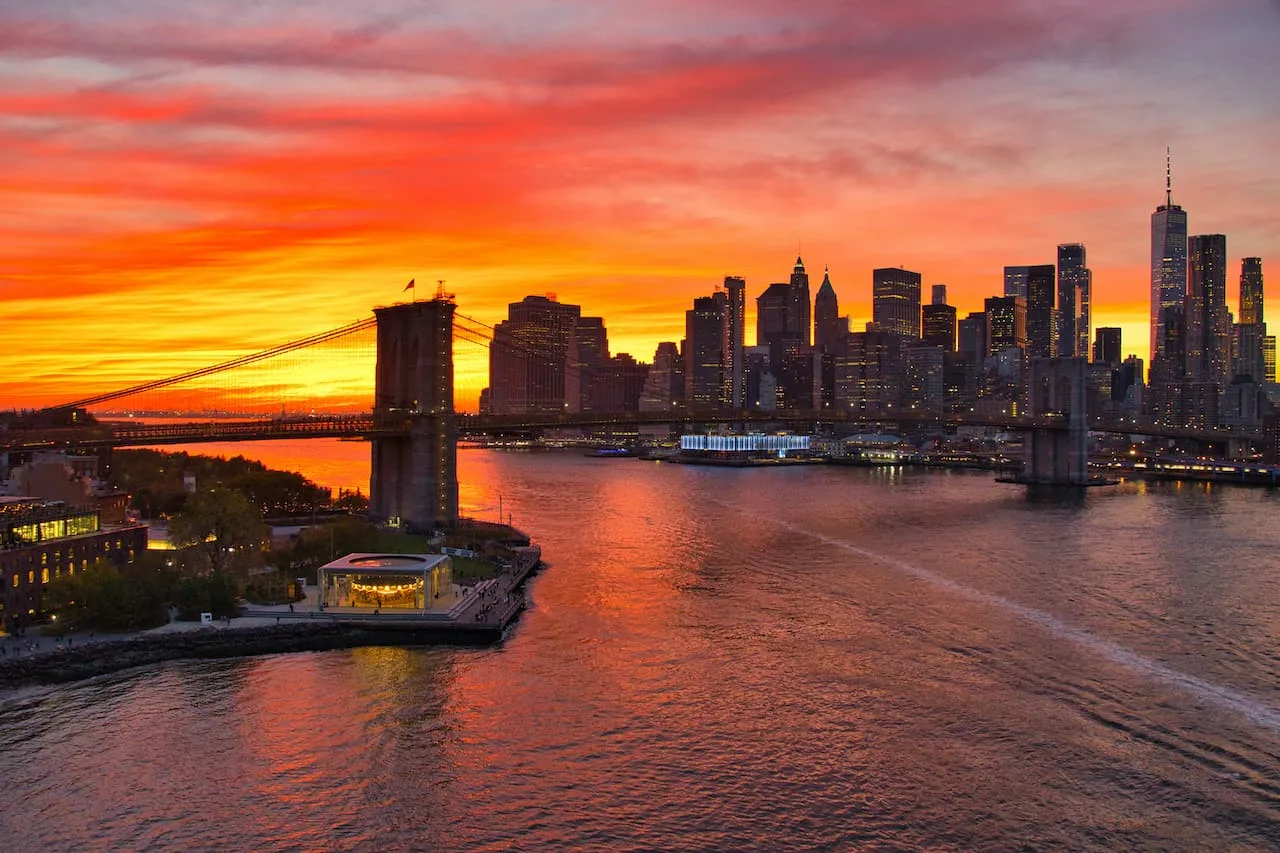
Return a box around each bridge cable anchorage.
[46,316,377,412]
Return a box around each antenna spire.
[1165,146,1172,207]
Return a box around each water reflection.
[3,450,1279,850]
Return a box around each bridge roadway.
[0,409,1258,453]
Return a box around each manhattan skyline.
[2,1,1279,411]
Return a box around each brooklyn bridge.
[0,297,1258,531]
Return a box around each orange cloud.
[1,2,1277,412]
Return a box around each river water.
[3,444,1280,851]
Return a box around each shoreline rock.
[0,621,498,690]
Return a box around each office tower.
[1186,234,1230,389]
[566,316,608,412]
[1093,327,1122,367]
[744,345,776,411]
[1240,257,1263,325]
[591,353,650,413]
[1058,243,1091,359]
[837,327,903,412]
[814,268,841,355]
[723,276,746,409]
[872,267,923,339]
[1151,148,1188,370]
[984,296,1026,356]
[904,345,945,415]
[957,312,986,362]
[1004,266,1031,298]
[487,294,582,414]
[639,342,684,412]
[685,292,726,406]
[756,282,790,350]
[1025,264,1056,359]
[922,298,957,352]
[1117,355,1145,412]
[1234,323,1266,383]
[789,257,812,350]
[1234,258,1266,383]
[1148,306,1189,427]
[1265,336,1277,383]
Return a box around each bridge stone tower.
[1022,357,1090,485]
[370,298,459,531]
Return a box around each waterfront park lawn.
[448,556,506,581]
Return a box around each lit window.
[27,571,34,584]
[41,569,49,584]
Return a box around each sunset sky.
[2,0,1278,412]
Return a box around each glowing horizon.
[3,1,1278,413]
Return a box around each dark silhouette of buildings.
[1025,264,1056,360]
[723,276,746,409]
[1093,327,1122,367]
[685,292,726,406]
[1151,149,1188,372]
[814,269,841,355]
[922,285,957,351]
[1057,243,1091,359]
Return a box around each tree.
[44,555,173,631]
[168,487,268,575]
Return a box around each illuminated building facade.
[984,296,1026,356]
[872,267,922,339]
[1235,258,1266,383]
[0,498,148,630]
[486,295,582,415]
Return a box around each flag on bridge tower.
[403,278,415,292]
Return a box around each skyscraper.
[1151,149,1188,370]
[1025,264,1056,359]
[958,312,987,362]
[813,268,841,355]
[984,296,1027,357]
[872,267,922,339]
[487,295,582,414]
[1057,243,1090,359]
[756,282,790,350]
[567,316,608,412]
[639,341,684,413]
[1093,327,1122,367]
[1240,257,1263,325]
[1234,257,1265,383]
[790,256,812,351]
[921,285,956,351]
[1004,266,1031,299]
[685,292,726,406]
[1186,234,1229,389]
[723,276,746,409]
